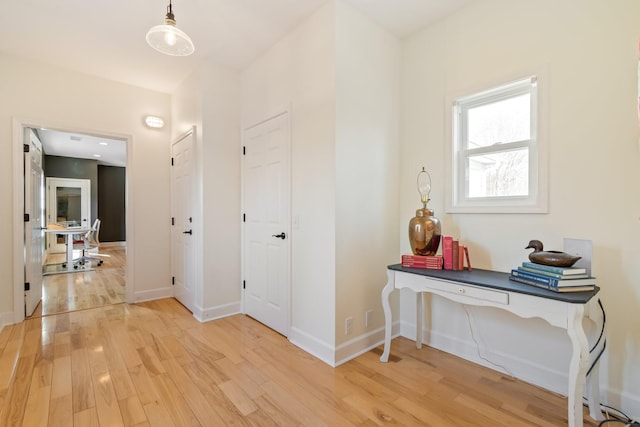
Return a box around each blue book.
[517,266,588,280]
[510,269,597,287]
[521,261,586,276]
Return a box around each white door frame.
[12,118,135,323]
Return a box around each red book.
[464,246,472,271]
[452,240,460,271]
[458,245,465,270]
[443,236,453,270]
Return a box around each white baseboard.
[288,320,402,368]
[193,301,241,323]
[602,383,640,420]
[334,327,386,366]
[288,327,337,366]
[0,311,14,332]
[134,287,173,303]
[100,241,126,248]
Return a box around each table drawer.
[423,277,509,305]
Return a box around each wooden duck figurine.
[525,240,581,267]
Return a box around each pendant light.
[146,0,195,56]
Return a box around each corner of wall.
[193,301,242,323]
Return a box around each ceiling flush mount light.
[146,0,194,56]
[145,116,165,128]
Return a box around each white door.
[46,177,91,253]
[24,129,44,316]
[171,129,195,312]
[242,112,291,336]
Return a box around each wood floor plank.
[160,357,228,426]
[142,400,175,427]
[218,380,259,416]
[71,347,95,413]
[0,323,25,395]
[150,372,201,426]
[22,343,53,427]
[74,407,100,427]
[118,396,147,427]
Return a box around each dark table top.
[388,264,600,304]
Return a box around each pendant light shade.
[146,0,194,56]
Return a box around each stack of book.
[402,254,443,269]
[509,262,596,292]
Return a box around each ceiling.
[4,0,476,161]
[38,129,127,167]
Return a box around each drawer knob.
[458,287,465,294]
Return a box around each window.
[446,75,547,213]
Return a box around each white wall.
[241,2,337,360]
[172,59,241,321]
[0,51,172,322]
[400,0,640,415]
[201,61,241,316]
[334,2,401,353]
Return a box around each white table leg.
[380,270,395,362]
[65,233,74,270]
[416,291,423,349]
[566,304,588,427]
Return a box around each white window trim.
[445,69,549,214]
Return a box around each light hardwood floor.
[0,295,601,426]
[32,246,126,318]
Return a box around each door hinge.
[24,282,30,291]
[171,157,174,166]
[172,276,175,285]
[23,144,29,153]
[24,213,30,222]
[171,217,175,226]
[243,280,246,289]
[242,146,246,155]
[242,213,245,223]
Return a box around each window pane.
[467,148,529,198]
[467,94,530,148]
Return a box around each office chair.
[71,219,104,268]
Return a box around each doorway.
[45,177,91,253]
[12,119,133,322]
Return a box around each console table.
[380,264,605,427]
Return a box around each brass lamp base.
[408,208,441,256]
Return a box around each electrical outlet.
[345,317,353,335]
[365,309,373,328]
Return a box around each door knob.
[272,232,286,239]
[183,230,192,235]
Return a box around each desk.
[380,265,604,427]
[44,227,91,275]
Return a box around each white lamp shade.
[146,24,194,56]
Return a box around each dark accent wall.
[43,156,126,243]
[97,165,126,242]
[44,155,98,227]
